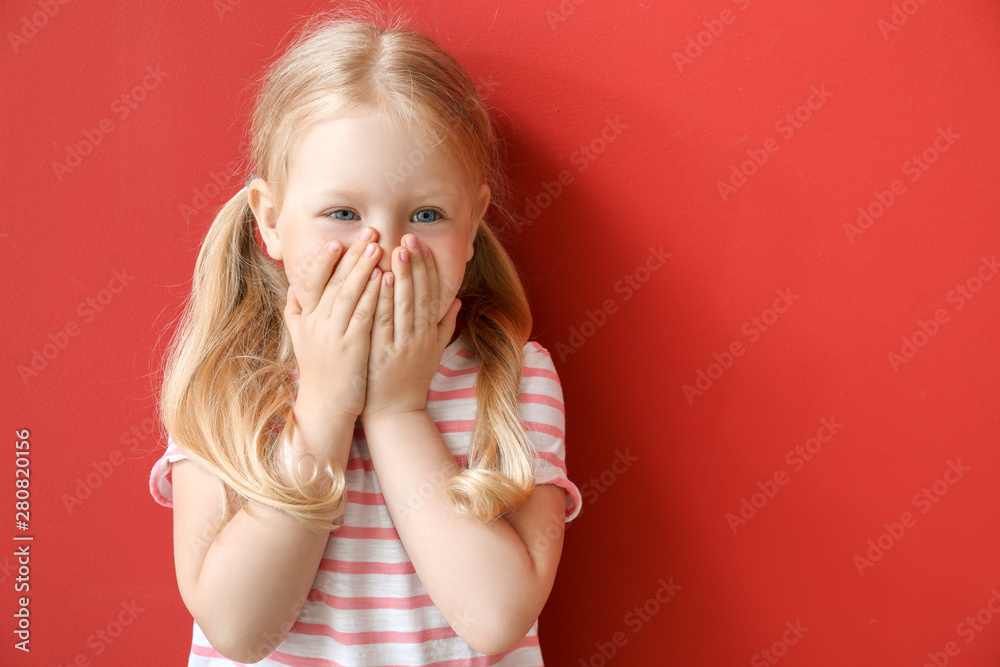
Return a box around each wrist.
[294,391,359,426]
[359,407,425,427]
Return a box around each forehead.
[287,114,470,195]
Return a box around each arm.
[359,408,568,655]
[171,395,355,664]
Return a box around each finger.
[404,235,430,332]
[325,236,383,334]
[421,243,441,326]
[394,243,414,339]
[346,261,382,334]
[295,239,343,316]
[320,227,378,317]
[316,230,373,318]
[371,270,395,349]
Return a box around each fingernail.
[405,235,418,249]
[365,242,377,257]
[326,240,341,252]
[361,227,374,242]
[421,245,429,258]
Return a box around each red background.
[2,1,999,665]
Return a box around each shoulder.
[520,340,563,391]
[517,341,566,426]
[523,339,552,358]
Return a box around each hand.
[283,228,384,421]
[361,234,461,420]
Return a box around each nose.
[367,226,406,273]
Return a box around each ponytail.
[160,185,350,535]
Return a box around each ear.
[467,182,491,263]
[248,178,282,261]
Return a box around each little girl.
[149,6,581,665]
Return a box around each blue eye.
[327,209,358,221]
[411,208,443,223]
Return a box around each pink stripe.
[437,364,478,377]
[427,385,478,400]
[345,457,376,472]
[521,420,564,440]
[319,558,416,575]
[434,419,475,433]
[522,365,559,382]
[306,588,437,610]
[518,391,564,411]
[291,621,462,645]
[348,490,387,505]
[332,524,400,540]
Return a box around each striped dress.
[149,333,583,666]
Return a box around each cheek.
[427,247,465,319]
[431,254,464,295]
[285,243,323,288]
[288,229,349,284]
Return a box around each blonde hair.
[158,3,540,535]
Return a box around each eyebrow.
[310,185,461,198]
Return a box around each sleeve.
[519,341,583,523]
[148,434,190,509]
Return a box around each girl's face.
[250,113,489,325]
